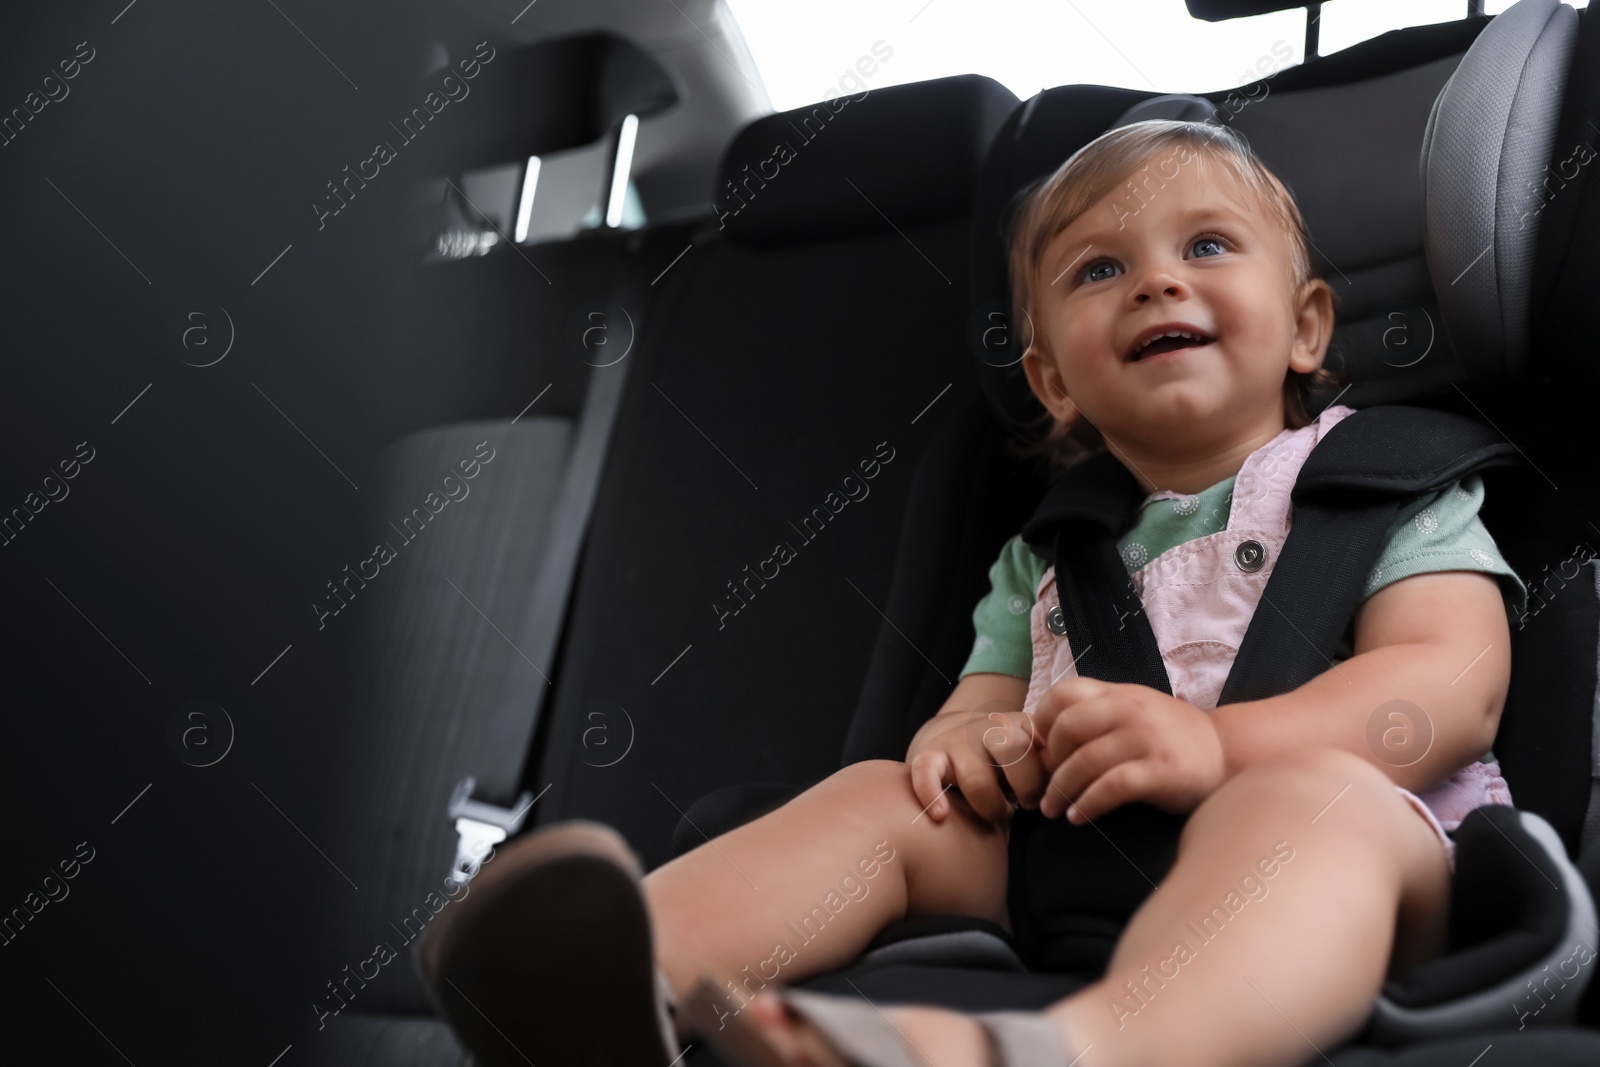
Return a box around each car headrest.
[1422,0,1578,382]
[413,32,680,174]
[1186,0,1324,21]
[968,1,1577,437]
[714,74,1018,249]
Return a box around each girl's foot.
[413,820,683,1067]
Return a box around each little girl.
[416,119,1528,1067]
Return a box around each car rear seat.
[302,33,692,1065]
[308,71,1018,1066]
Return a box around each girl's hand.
[1031,676,1225,824]
[906,701,1049,827]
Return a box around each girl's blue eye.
[1191,235,1226,258]
[1082,259,1120,283]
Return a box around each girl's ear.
[1288,278,1335,375]
[1022,346,1080,427]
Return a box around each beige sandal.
[684,976,1079,1066]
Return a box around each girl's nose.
[1132,265,1187,302]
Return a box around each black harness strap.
[1217,406,1520,705]
[1018,406,1522,708]
[1022,449,1173,694]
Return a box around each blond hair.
[1004,119,1344,471]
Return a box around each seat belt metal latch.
[446,776,534,888]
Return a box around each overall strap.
[1021,450,1173,693]
[1216,405,1522,707]
[1018,406,1521,707]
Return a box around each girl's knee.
[821,758,915,802]
[810,759,927,830]
[1193,747,1404,830]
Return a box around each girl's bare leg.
[743,746,1451,1067]
[1046,745,1450,1067]
[645,759,1012,1029]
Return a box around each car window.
[725,0,1585,109]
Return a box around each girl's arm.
[1209,569,1511,793]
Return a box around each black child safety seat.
[674,1,1600,1063]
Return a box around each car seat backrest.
[714,74,1015,248]
[1421,0,1578,380]
[527,75,1019,871]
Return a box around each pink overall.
[1020,403,1512,868]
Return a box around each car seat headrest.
[1421,0,1578,381]
[414,32,680,173]
[1112,94,1219,125]
[714,74,1018,249]
[1185,0,1320,23]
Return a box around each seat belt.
[1020,405,1521,704]
[441,272,639,886]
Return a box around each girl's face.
[1022,149,1332,482]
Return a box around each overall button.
[1046,604,1068,636]
[1235,539,1266,572]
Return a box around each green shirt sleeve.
[959,534,1047,680]
[1360,474,1529,624]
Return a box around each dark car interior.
[7,0,1600,1064]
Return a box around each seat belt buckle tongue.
[446,776,534,887]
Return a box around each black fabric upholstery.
[670,781,806,860]
[843,402,1048,765]
[313,1014,469,1066]
[1499,558,1600,855]
[320,418,574,1018]
[716,74,1018,248]
[859,914,1021,958]
[1531,8,1600,389]
[531,76,1019,872]
[529,217,980,870]
[1382,806,1572,1009]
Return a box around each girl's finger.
[909,750,950,822]
[1066,759,1153,825]
[1053,730,1143,813]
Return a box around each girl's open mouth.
[1126,327,1216,363]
